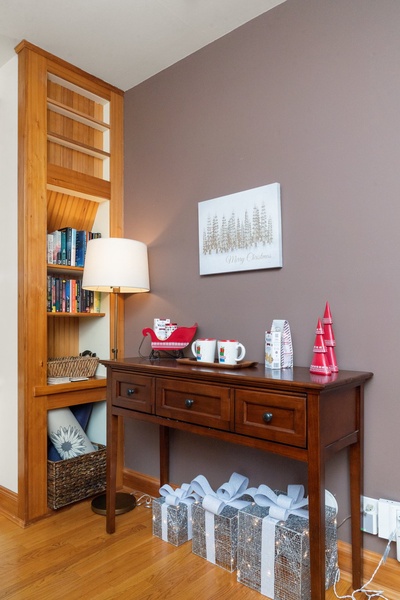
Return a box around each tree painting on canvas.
[198,183,282,275]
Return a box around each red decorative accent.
[315,318,324,335]
[324,322,336,347]
[310,351,331,375]
[322,302,339,371]
[142,324,198,351]
[323,301,333,324]
[313,319,326,352]
[326,345,339,373]
[310,318,331,375]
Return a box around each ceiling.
[0,0,286,91]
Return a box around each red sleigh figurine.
[142,323,198,358]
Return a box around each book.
[50,230,62,264]
[60,229,67,265]
[75,230,87,267]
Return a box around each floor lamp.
[82,237,150,515]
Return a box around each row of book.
[47,228,102,267]
[47,277,101,314]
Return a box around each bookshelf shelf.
[47,165,111,203]
[47,98,110,132]
[48,132,111,161]
[47,264,84,274]
[34,376,106,399]
[47,312,105,318]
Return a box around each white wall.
[0,55,18,492]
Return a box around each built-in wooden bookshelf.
[16,40,124,523]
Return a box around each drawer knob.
[127,388,135,396]
[185,398,194,408]
[262,412,273,423]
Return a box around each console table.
[103,357,372,599]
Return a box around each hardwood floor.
[0,495,355,599]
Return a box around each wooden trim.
[123,468,160,498]
[18,44,49,523]
[15,40,123,97]
[47,164,111,201]
[338,540,400,598]
[0,486,23,527]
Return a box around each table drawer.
[156,378,233,431]
[235,390,307,447]
[112,372,154,413]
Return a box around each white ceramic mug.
[217,339,246,365]
[191,338,217,363]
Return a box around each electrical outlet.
[378,498,400,539]
[361,496,378,534]
[396,509,400,562]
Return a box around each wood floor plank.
[0,496,356,599]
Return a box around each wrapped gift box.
[191,502,239,572]
[152,483,198,547]
[190,472,256,572]
[237,502,338,599]
[152,496,193,546]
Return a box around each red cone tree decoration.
[310,318,331,375]
[323,302,339,372]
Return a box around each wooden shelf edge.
[47,264,84,275]
[47,164,111,201]
[48,132,110,160]
[34,376,106,397]
[47,98,110,132]
[47,312,105,317]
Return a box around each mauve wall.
[123,0,400,556]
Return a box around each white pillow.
[48,408,95,460]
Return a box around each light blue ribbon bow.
[159,483,200,506]
[191,473,256,565]
[159,483,200,542]
[191,472,256,515]
[254,484,309,521]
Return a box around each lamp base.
[91,492,136,516]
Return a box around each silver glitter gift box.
[191,502,239,572]
[237,504,338,599]
[152,497,192,547]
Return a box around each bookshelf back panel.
[48,110,104,151]
[47,191,99,232]
[48,79,104,122]
[47,142,104,179]
[48,317,79,357]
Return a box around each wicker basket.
[47,355,99,378]
[47,443,106,509]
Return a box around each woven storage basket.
[47,356,99,378]
[47,443,106,509]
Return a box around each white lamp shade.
[82,237,150,293]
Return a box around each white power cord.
[333,530,396,600]
[131,491,154,508]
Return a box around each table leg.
[307,393,326,600]
[106,411,118,533]
[308,463,326,599]
[349,440,363,588]
[159,426,170,486]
